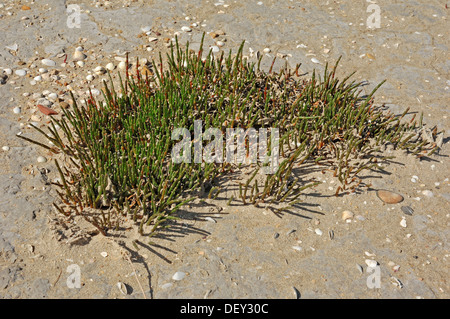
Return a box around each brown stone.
[376,190,404,204]
[21,5,31,10]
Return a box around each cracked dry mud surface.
[0,0,449,298]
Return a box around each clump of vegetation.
[19,35,439,237]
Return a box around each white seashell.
[172,271,185,281]
[39,68,47,73]
[5,43,18,51]
[365,259,378,268]
[311,57,320,64]
[314,228,323,236]
[292,246,302,252]
[47,93,58,100]
[263,48,271,53]
[421,190,433,197]
[73,50,86,61]
[2,146,10,151]
[210,46,220,53]
[100,252,108,257]
[117,282,129,295]
[4,68,12,75]
[90,89,101,96]
[13,107,21,114]
[181,26,192,32]
[105,62,115,71]
[356,264,364,273]
[141,26,151,33]
[76,61,85,67]
[400,218,407,228]
[41,59,56,67]
[86,74,94,81]
[148,37,158,42]
[15,69,27,76]
[205,217,216,223]
[118,61,127,70]
[94,66,106,75]
[192,22,198,27]
[34,75,42,81]
[37,156,47,163]
[215,41,225,47]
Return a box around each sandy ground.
[0,0,449,299]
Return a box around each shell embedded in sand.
[94,66,106,75]
[342,210,354,221]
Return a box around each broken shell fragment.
[117,282,129,295]
[341,210,354,221]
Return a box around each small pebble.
[314,228,323,236]
[41,59,56,67]
[76,61,85,67]
[2,146,10,151]
[86,74,94,81]
[148,37,158,42]
[292,246,302,252]
[15,69,27,76]
[311,57,320,64]
[365,259,378,268]
[4,68,12,75]
[400,218,407,228]
[411,175,419,183]
[100,252,108,257]
[118,61,127,70]
[73,50,87,61]
[263,48,271,53]
[376,189,404,204]
[13,107,21,114]
[105,62,115,71]
[33,75,42,81]
[141,26,151,32]
[181,26,192,32]
[39,68,47,73]
[401,206,414,216]
[172,271,186,281]
[37,156,47,163]
[210,46,220,53]
[215,41,225,47]
[47,93,58,100]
